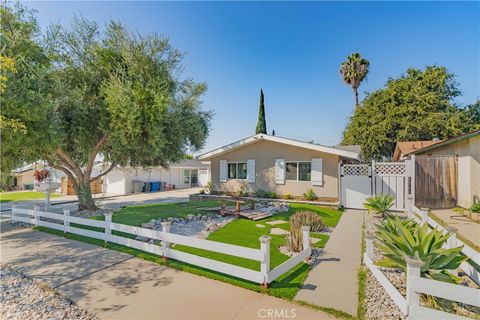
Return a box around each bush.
[375,216,467,284]
[283,192,294,200]
[254,189,277,199]
[199,189,205,194]
[364,194,394,218]
[471,203,480,213]
[286,211,325,252]
[205,181,212,193]
[303,189,318,201]
[238,188,249,197]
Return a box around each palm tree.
[340,53,370,108]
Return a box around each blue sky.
[25,1,480,152]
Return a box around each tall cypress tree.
[255,89,267,134]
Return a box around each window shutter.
[247,159,255,183]
[219,160,227,183]
[311,158,323,186]
[275,159,285,184]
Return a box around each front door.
[191,169,198,187]
[183,169,190,188]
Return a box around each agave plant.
[286,211,325,252]
[375,216,467,283]
[364,194,395,218]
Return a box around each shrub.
[205,181,212,193]
[283,192,294,200]
[238,188,249,197]
[364,194,394,218]
[199,189,205,194]
[254,189,277,199]
[375,216,467,284]
[471,203,480,213]
[303,189,318,201]
[286,211,325,252]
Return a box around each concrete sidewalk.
[1,223,335,320]
[295,209,365,316]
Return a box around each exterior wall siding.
[209,140,340,199]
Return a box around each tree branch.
[89,162,117,183]
[84,135,107,179]
[49,163,76,184]
[56,148,83,178]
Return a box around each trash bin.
[132,180,144,193]
[150,181,160,192]
[142,182,150,193]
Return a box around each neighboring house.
[412,129,480,209]
[12,159,210,196]
[103,159,210,195]
[12,162,65,192]
[393,140,442,161]
[198,134,360,200]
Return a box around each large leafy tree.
[342,66,478,160]
[1,4,212,210]
[340,52,370,109]
[255,89,267,134]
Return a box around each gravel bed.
[0,265,95,320]
[365,269,405,320]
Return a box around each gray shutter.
[219,160,227,183]
[311,158,323,186]
[275,159,285,184]
[247,159,255,183]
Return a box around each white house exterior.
[102,159,210,195]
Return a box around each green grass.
[36,200,344,309]
[357,217,367,320]
[0,191,62,202]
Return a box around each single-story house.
[412,129,479,208]
[198,134,361,200]
[102,160,210,195]
[12,159,210,196]
[393,140,442,161]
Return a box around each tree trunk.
[354,87,359,108]
[74,179,97,211]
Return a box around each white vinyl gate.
[340,162,406,211]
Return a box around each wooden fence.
[415,155,457,209]
[11,205,310,286]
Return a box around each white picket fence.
[11,205,311,286]
[409,206,480,285]
[364,207,480,320]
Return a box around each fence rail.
[365,207,480,320]
[11,206,310,286]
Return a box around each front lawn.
[40,200,342,300]
[0,191,62,203]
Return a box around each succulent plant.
[364,194,395,218]
[375,216,467,284]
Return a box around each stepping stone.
[270,228,289,235]
[256,224,266,228]
[266,220,287,225]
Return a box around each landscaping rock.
[0,265,96,320]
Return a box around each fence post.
[104,211,112,243]
[161,221,171,261]
[33,205,40,227]
[406,257,423,318]
[63,209,70,234]
[302,226,310,250]
[366,233,375,261]
[11,202,16,223]
[259,235,271,288]
[420,208,428,225]
[447,227,459,276]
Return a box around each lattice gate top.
[374,162,405,176]
[342,164,371,176]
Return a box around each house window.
[237,163,247,179]
[228,163,237,179]
[299,162,311,181]
[228,162,247,180]
[286,162,298,180]
[286,161,311,181]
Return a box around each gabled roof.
[393,140,442,161]
[198,134,360,160]
[412,129,480,155]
